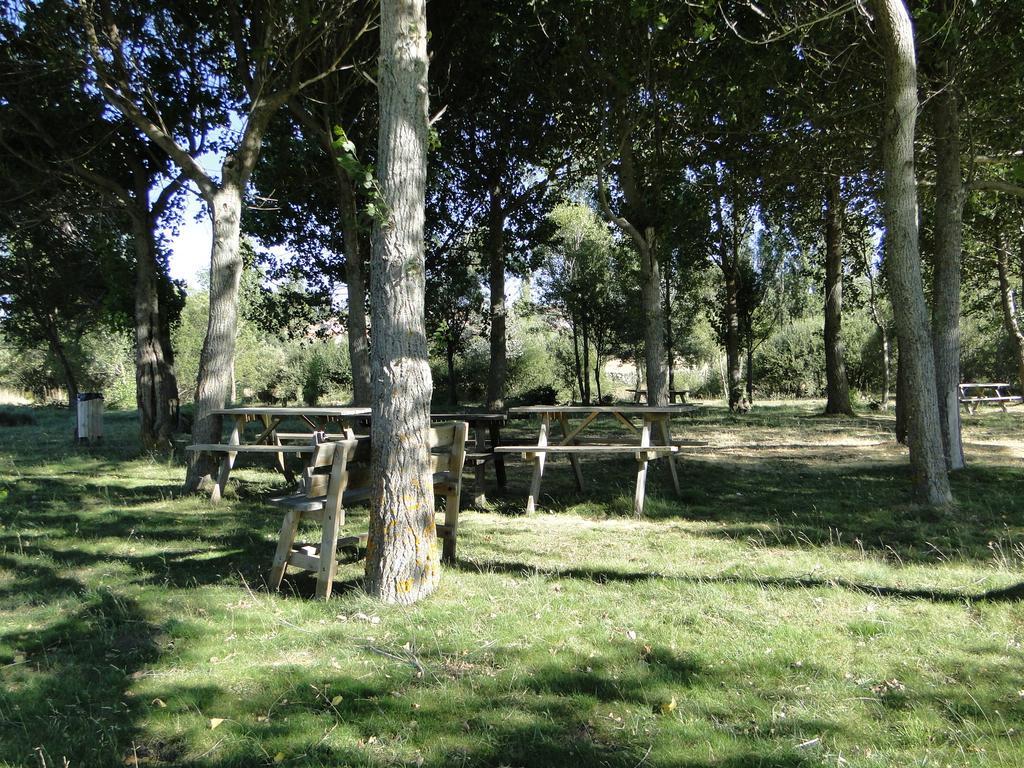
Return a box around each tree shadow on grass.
[130,639,827,767]
[0,579,173,767]
[490,447,1024,566]
[452,556,1024,604]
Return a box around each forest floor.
[1,401,1023,767]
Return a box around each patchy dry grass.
[1,402,1023,767]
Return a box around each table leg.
[559,413,585,491]
[212,417,242,503]
[657,416,681,496]
[472,423,488,507]
[490,422,507,488]
[526,414,550,515]
[633,418,652,517]
[260,415,291,481]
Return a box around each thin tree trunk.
[875,0,952,506]
[571,319,584,402]
[895,343,907,444]
[364,0,438,604]
[639,236,668,405]
[863,250,891,409]
[44,316,78,409]
[446,343,458,405]
[881,328,892,409]
[184,184,245,490]
[724,270,743,410]
[996,236,1024,387]
[338,172,373,406]
[596,167,667,406]
[746,346,754,404]
[485,187,507,412]
[156,275,181,429]
[823,179,855,415]
[930,85,966,469]
[131,217,179,448]
[581,321,592,404]
[665,258,675,391]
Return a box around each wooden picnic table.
[498,404,698,516]
[431,412,507,507]
[958,383,1023,413]
[626,388,690,404]
[187,406,372,502]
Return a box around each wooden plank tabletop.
[431,412,507,423]
[210,406,372,418]
[508,405,698,415]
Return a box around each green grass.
[1,402,1023,767]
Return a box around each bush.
[755,318,824,397]
[509,384,559,406]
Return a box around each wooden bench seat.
[496,444,679,461]
[959,396,1022,403]
[186,443,315,454]
[274,431,351,442]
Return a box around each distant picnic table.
[498,404,698,516]
[186,406,371,502]
[958,383,1023,413]
[626,388,690,404]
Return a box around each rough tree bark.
[130,216,180,447]
[930,85,966,469]
[485,184,508,412]
[363,0,439,604]
[823,179,855,415]
[874,0,952,506]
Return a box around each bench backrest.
[429,421,469,478]
[305,422,468,499]
[305,437,361,499]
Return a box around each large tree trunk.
[131,217,179,449]
[930,86,966,469]
[639,236,668,405]
[724,270,743,410]
[184,184,245,491]
[485,187,508,412]
[875,0,952,506]
[823,180,855,415]
[995,235,1024,387]
[338,172,373,406]
[364,0,438,604]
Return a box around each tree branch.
[596,163,648,253]
[78,0,217,201]
[969,179,1024,197]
